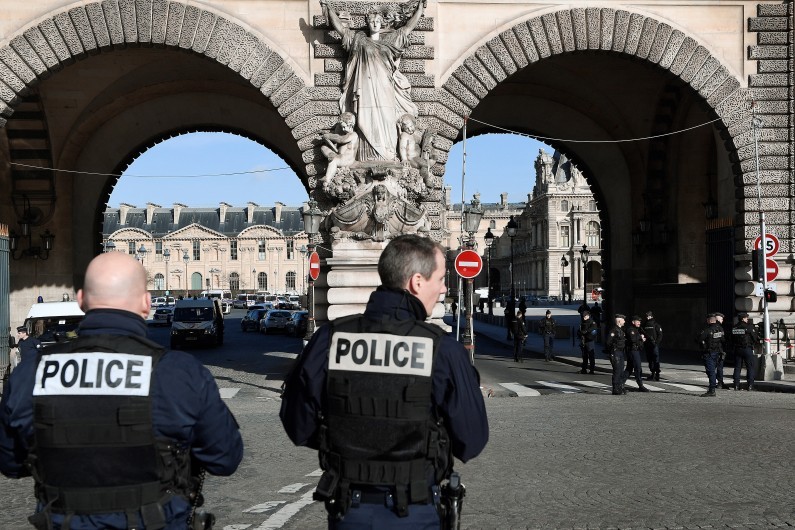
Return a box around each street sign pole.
[752,107,771,357]
[455,248,483,365]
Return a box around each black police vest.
[28,334,192,527]
[316,314,451,517]
[706,324,725,351]
[732,324,754,348]
[606,326,626,353]
[579,320,597,343]
[626,327,644,351]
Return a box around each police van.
[23,301,85,346]
[170,298,224,349]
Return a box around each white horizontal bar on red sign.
[459,261,479,267]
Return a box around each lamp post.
[560,255,568,303]
[484,228,494,315]
[135,244,147,264]
[302,199,323,344]
[182,250,190,297]
[103,240,116,253]
[299,245,308,295]
[506,215,518,301]
[461,196,484,363]
[252,269,256,292]
[580,244,590,304]
[163,248,171,293]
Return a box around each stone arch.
[0,0,310,142]
[438,7,752,172]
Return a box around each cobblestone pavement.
[3,378,794,530]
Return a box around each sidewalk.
[453,305,795,395]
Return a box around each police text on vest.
[329,332,433,377]
[33,352,153,396]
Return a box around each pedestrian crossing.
[497,379,706,396]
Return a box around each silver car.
[259,310,292,334]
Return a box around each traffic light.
[764,289,777,303]
[751,249,765,280]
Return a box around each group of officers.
[603,312,664,395]
[697,311,760,396]
[1,234,489,530]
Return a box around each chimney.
[500,193,508,209]
[119,203,134,225]
[274,202,284,224]
[146,202,160,225]
[173,203,187,225]
[219,202,231,225]
[247,202,258,225]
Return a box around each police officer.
[280,234,488,529]
[513,309,527,362]
[540,310,556,361]
[577,311,597,374]
[713,312,730,389]
[625,316,650,392]
[642,311,663,381]
[731,312,760,391]
[14,326,41,366]
[605,314,627,395]
[0,252,243,529]
[697,313,725,397]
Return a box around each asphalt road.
[2,310,795,529]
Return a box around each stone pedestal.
[756,353,785,381]
[316,239,448,328]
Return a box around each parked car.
[260,310,292,334]
[241,308,269,332]
[286,311,309,337]
[153,307,174,326]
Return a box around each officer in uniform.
[642,311,663,381]
[624,316,650,392]
[697,313,725,397]
[605,314,627,395]
[713,312,730,389]
[280,234,488,529]
[0,252,243,529]
[14,326,41,366]
[731,312,760,391]
[540,310,556,361]
[577,311,597,374]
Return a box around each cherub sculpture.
[397,113,435,183]
[320,112,360,183]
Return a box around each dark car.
[285,311,309,337]
[153,307,174,326]
[241,308,268,332]
[260,310,292,334]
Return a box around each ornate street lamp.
[506,215,518,301]
[135,244,147,264]
[484,228,494,315]
[302,199,323,344]
[163,248,171,293]
[560,255,569,303]
[580,244,590,304]
[103,240,116,253]
[182,250,190,297]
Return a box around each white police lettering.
[329,332,433,377]
[32,352,152,396]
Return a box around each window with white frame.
[258,272,268,291]
[560,225,570,248]
[258,241,266,261]
[154,273,164,290]
[192,240,200,261]
[229,272,240,291]
[586,221,600,247]
[286,271,296,291]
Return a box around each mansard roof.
[103,204,305,238]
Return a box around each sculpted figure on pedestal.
[320,0,424,162]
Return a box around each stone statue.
[398,113,435,184]
[320,0,424,162]
[320,112,360,183]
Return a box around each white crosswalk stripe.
[499,382,541,396]
[573,380,612,391]
[219,388,241,399]
[663,382,706,392]
[536,381,583,393]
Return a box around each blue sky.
[111,132,551,208]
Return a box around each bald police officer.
[0,252,243,529]
[280,234,489,529]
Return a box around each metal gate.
[706,221,735,321]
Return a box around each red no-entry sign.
[766,258,779,283]
[308,251,320,281]
[454,250,483,279]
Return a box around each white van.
[234,293,258,309]
[23,301,85,346]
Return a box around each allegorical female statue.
[320,0,425,163]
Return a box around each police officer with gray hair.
[280,234,489,529]
[605,314,627,395]
[697,313,725,397]
[0,252,243,529]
